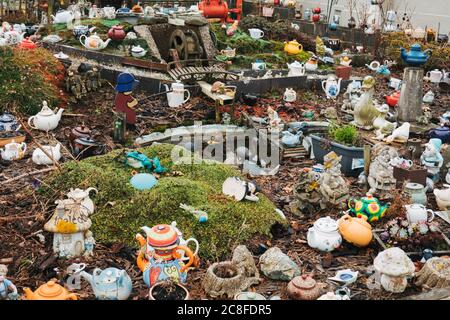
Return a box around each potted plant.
[310,123,364,177]
[149,280,190,300]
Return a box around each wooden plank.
[122,57,168,72]
[197,81,234,103]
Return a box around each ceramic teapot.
[322,76,342,99]
[426,69,444,83]
[64,125,92,146]
[283,88,297,102]
[284,40,303,55]
[0,140,26,161]
[405,204,434,224]
[24,280,77,300]
[80,33,111,51]
[337,214,373,247]
[252,59,266,71]
[102,7,117,19]
[32,143,61,165]
[52,9,74,24]
[131,45,147,58]
[248,28,264,39]
[27,101,63,131]
[0,113,19,132]
[73,25,95,39]
[108,25,126,41]
[287,275,324,300]
[429,126,450,144]
[0,38,8,46]
[385,91,400,107]
[348,195,388,222]
[163,81,190,108]
[135,224,196,287]
[220,47,236,58]
[3,30,25,45]
[404,183,427,205]
[305,56,318,71]
[401,44,432,67]
[73,264,132,300]
[287,61,306,76]
[66,187,98,214]
[307,216,342,252]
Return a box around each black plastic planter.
[310,134,364,177]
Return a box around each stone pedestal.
[397,67,424,123]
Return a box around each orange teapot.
[337,214,373,247]
[23,280,77,300]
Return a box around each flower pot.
[149,281,190,300]
[310,134,364,177]
[335,66,352,80]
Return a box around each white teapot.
[283,88,297,102]
[307,216,342,252]
[66,187,98,214]
[3,30,25,45]
[131,45,147,58]
[102,7,117,19]
[28,101,64,131]
[163,81,190,108]
[0,140,27,161]
[52,9,75,24]
[32,143,61,165]
[426,69,444,83]
[287,61,306,77]
[405,204,434,224]
[322,75,342,99]
[80,33,111,51]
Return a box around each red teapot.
[312,7,321,14]
[18,38,37,50]
[385,91,400,107]
[108,25,126,41]
[312,14,321,22]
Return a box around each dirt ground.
[0,66,449,300]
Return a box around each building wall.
[298,0,450,34]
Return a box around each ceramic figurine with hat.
[114,72,139,129]
[421,138,444,182]
[0,264,18,300]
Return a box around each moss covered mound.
[39,144,283,259]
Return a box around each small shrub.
[328,123,359,146]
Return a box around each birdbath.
[373,247,415,293]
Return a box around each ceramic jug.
[307,216,342,252]
[283,88,297,102]
[322,76,342,99]
[248,28,264,39]
[287,61,306,76]
[405,204,434,223]
[426,69,444,83]
[0,140,26,161]
[163,81,190,108]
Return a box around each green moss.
[38,144,283,259]
[328,123,359,146]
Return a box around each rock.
[259,247,301,281]
[232,245,260,283]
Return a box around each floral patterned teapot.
[322,75,342,99]
[80,33,111,51]
[135,224,196,287]
[348,195,388,222]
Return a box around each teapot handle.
[86,187,98,194]
[27,116,37,129]
[424,49,433,58]
[20,142,27,154]
[426,209,435,222]
[321,80,327,92]
[79,34,86,47]
[183,89,190,103]
[173,245,194,272]
[299,44,303,52]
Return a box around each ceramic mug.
[248,28,264,39]
[405,204,434,223]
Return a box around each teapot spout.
[79,270,93,287]
[23,287,34,300]
[56,108,64,121]
[102,38,112,49]
[400,48,407,61]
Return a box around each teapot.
[220,46,236,58]
[0,140,26,161]
[287,61,306,77]
[251,59,266,71]
[102,7,117,19]
[385,91,400,107]
[426,69,444,83]
[284,39,303,55]
[73,25,96,39]
[32,143,61,165]
[163,81,190,108]
[287,275,325,300]
[401,44,432,67]
[18,37,37,50]
[307,216,342,252]
[3,30,25,45]
[135,224,196,287]
[131,45,147,58]
[27,101,64,131]
[64,125,92,147]
[108,25,126,41]
[23,280,77,300]
[422,90,435,104]
[405,204,434,224]
[281,131,302,148]
[337,214,373,247]
[322,75,342,99]
[66,187,98,214]
[52,9,74,24]
[72,264,132,300]
[404,182,427,205]
[0,113,19,132]
[305,56,318,71]
[80,33,111,51]
[429,126,450,144]
[348,195,388,222]
[283,88,297,102]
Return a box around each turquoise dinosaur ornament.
[348,195,388,222]
[121,151,167,173]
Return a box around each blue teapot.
[76,265,133,300]
[429,126,450,144]
[400,44,432,67]
[0,113,19,132]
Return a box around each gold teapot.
[284,39,303,55]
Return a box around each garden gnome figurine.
[114,72,139,129]
[83,230,95,257]
[0,265,18,300]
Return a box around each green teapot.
[348,195,388,222]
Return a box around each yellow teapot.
[23,280,78,300]
[284,40,303,55]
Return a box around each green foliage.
[328,123,359,146]
[38,144,284,259]
[0,47,66,115]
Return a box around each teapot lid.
[74,125,91,135]
[0,113,16,122]
[235,292,266,300]
[67,188,88,199]
[35,280,65,298]
[146,224,179,248]
[292,275,316,289]
[38,101,54,116]
[410,43,422,51]
[131,45,143,52]
[288,60,303,67]
[314,216,338,233]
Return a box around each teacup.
[405,204,434,223]
[248,28,264,39]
